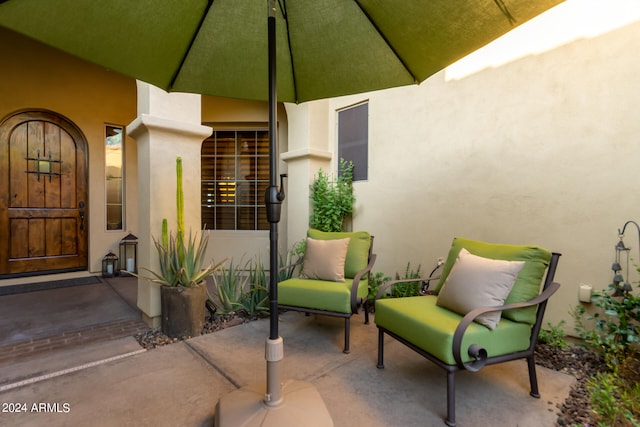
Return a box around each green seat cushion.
[434,238,552,324]
[307,229,371,279]
[375,296,532,365]
[278,277,368,313]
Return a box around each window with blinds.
[201,130,269,230]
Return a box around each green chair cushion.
[434,238,552,324]
[307,229,371,279]
[278,277,368,313]
[375,296,532,365]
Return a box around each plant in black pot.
[136,157,224,338]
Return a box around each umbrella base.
[214,379,333,427]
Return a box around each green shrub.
[573,284,640,367]
[573,281,640,426]
[587,365,640,427]
[367,271,392,307]
[538,320,569,349]
[309,158,355,232]
[390,262,423,298]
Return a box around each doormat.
[0,276,102,296]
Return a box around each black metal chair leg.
[527,355,540,398]
[364,300,370,325]
[343,317,350,354]
[377,328,385,369]
[446,371,456,427]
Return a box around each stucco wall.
[0,27,138,275]
[286,21,640,329]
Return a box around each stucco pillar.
[282,100,332,247]
[127,82,212,327]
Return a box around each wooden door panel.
[46,218,62,256]
[0,110,88,277]
[28,218,46,257]
[60,128,76,208]
[9,123,28,208]
[10,219,28,259]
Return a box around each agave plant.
[134,157,225,288]
[141,227,224,288]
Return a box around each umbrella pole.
[214,2,333,425]
[265,0,284,406]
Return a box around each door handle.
[79,201,85,230]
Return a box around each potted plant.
[136,157,224,338]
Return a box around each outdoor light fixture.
[611,220,640,296]
[102,251,119,278]
[119,233,138,276]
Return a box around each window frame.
[201,127,270,231]
[105,124,125,231]
[337,101,369,182]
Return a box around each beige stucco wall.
[284,20,640,329]
[0,27,138,277]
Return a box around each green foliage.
[390,262,423,298]
[137,228,223,288]
[587,366,640,427]
[240,259,269,317]
[210,259,247,314]
[278,239,306,282]
[538,320,569,349]
[210,258,270,316]
[367,271,392,307]
[309,158,355,232]
[573,284,640,366]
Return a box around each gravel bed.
[534,343,604,426]
[134,312,260,349]
[135,315,602,426]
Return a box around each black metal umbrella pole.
[214,2,334,426]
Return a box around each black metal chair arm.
[277,256,304,280]
[451,281,561,372]
[350,253,377,311]
[375,276,441,301]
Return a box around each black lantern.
[102,250,119,278]
[119,232,138,276]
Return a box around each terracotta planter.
[160,282,207,338]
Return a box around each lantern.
[102,251,119,278]
[119,232,138,276]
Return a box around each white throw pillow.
[436,248,525,330]
[299,237,350,282]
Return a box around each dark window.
[338,102,368,181]
[201,130,269,230]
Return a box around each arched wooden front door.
[0,110,88,277]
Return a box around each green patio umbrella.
[0,1,564,425]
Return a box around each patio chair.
[278,229,376,353]
[375,237,561,427]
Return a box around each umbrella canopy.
[0,0,562,104]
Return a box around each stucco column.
[282,100,332,247]
[127,82,212,327]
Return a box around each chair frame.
[279,236,376,353]
[376,252,561,427]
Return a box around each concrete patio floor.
[0,278,575,426]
